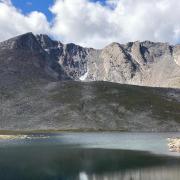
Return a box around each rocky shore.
[0,134,50,140]
[167,138,180,152]
[0,135,28,140]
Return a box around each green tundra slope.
[0,80,180,131]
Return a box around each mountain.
[1,32,180,88]
[35,34,180,88]
[0,33,180,131]
[0,33,70,88]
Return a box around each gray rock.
[34,33,180,88]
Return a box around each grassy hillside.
[0,81,180,131]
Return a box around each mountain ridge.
[0,32,180,88]
[35,33,180,88]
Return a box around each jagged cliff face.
[0,32,180,88]
[92,41,180,88]
[36,34,91,80]
[35,34,180,88]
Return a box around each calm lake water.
[0,132,180,180]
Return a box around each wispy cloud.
[26,2,32,6]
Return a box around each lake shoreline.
[0,132,179,157]
[0,129,180,135]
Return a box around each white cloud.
[50,0,180,48]
[0,0,11,5]
[1,0,180,48]
[0,0,50,41]
[50,0,117,48]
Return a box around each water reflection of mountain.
[0,146,180,180]
[79,166,180,180]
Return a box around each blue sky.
[11,0,54,21]
[11,0,106,21]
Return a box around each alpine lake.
[0,132,179,180]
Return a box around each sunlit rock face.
[90,41,180,88]
[173,45,180,66]
[36,34,180,88]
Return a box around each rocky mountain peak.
[104,42,121,49]
[0,32,43,52]
[36,34,60,49]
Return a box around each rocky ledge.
[0,134,49,140]
[167,138,180,152]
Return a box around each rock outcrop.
[167,138,180,152]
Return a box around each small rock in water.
[167,138,180,152]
